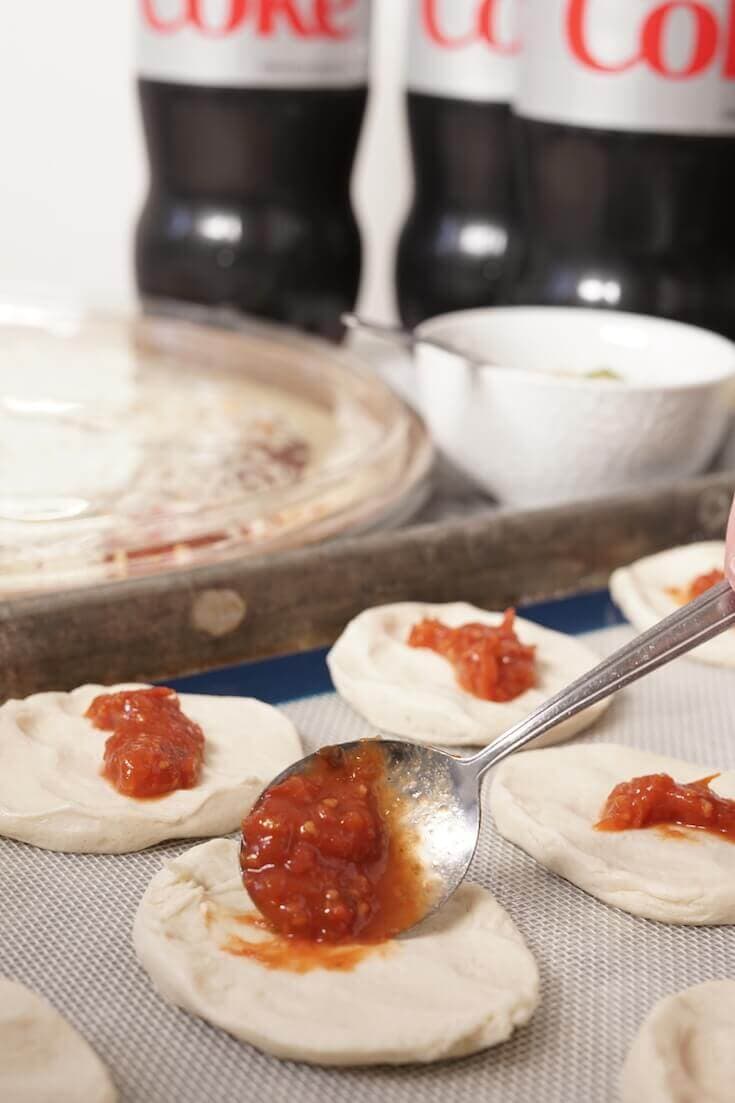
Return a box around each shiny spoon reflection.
[255,580,735,937]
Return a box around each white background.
[0,0,412,321]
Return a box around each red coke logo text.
[141,0,359,39]
[421,0,520,56]
[567,0,735,79]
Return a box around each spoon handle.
[342,312,488,368]
[466,579,735,782]
[342,314,416,349]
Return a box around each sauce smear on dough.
[668,568,725,604]
[221,913,387,973]
[240,742,428,947]
[86,687,204,799]
[407,609,536,702]
[596,773,735,842]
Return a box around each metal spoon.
[342,312,489,368]
[257,578,735,935]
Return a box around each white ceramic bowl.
[414,307,735,507]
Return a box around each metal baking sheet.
[4,300,735,701]
[3,468,735,703]
[3,618,735,1101]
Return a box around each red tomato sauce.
[407,609,536,702]
[668,568,725,604]
[86,687,204,799]
[687,569,725,601]
[240,742,428,945]
[596,772,735,842]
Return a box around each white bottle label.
[137,0,371,88]
[406,0,520,103]
[517,0,735,134]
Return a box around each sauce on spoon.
[240,742,429,949]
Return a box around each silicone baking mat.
[4,603,735,1102]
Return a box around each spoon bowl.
[254,737,482,928]
[248,579,735,936]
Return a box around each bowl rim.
[414,305,735,393]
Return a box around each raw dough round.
[327,602,609,747]
[621,980,735,1102]
[0,977,116,1103]
[610,542,732,667]
[491,743,735,924]
[133,838,540,1065]
[0,685,301,853]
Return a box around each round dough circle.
[621,980,735,1102]
[133,838,540,1065]
[610,541,732,667]
[0,977,116,1103]
[327,602,610,747]
[0,685,302,853]
[491,743,735,924]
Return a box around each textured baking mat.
[4,625,735,1103]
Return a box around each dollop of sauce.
[669,568,725,604]
[407,609,536,702]
[240,742,428,947]
[86,687,204,799]
[596,772,735,842]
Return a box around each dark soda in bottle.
[513,0,735,337]
[135,0,371,340]
[397,0,522,327]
